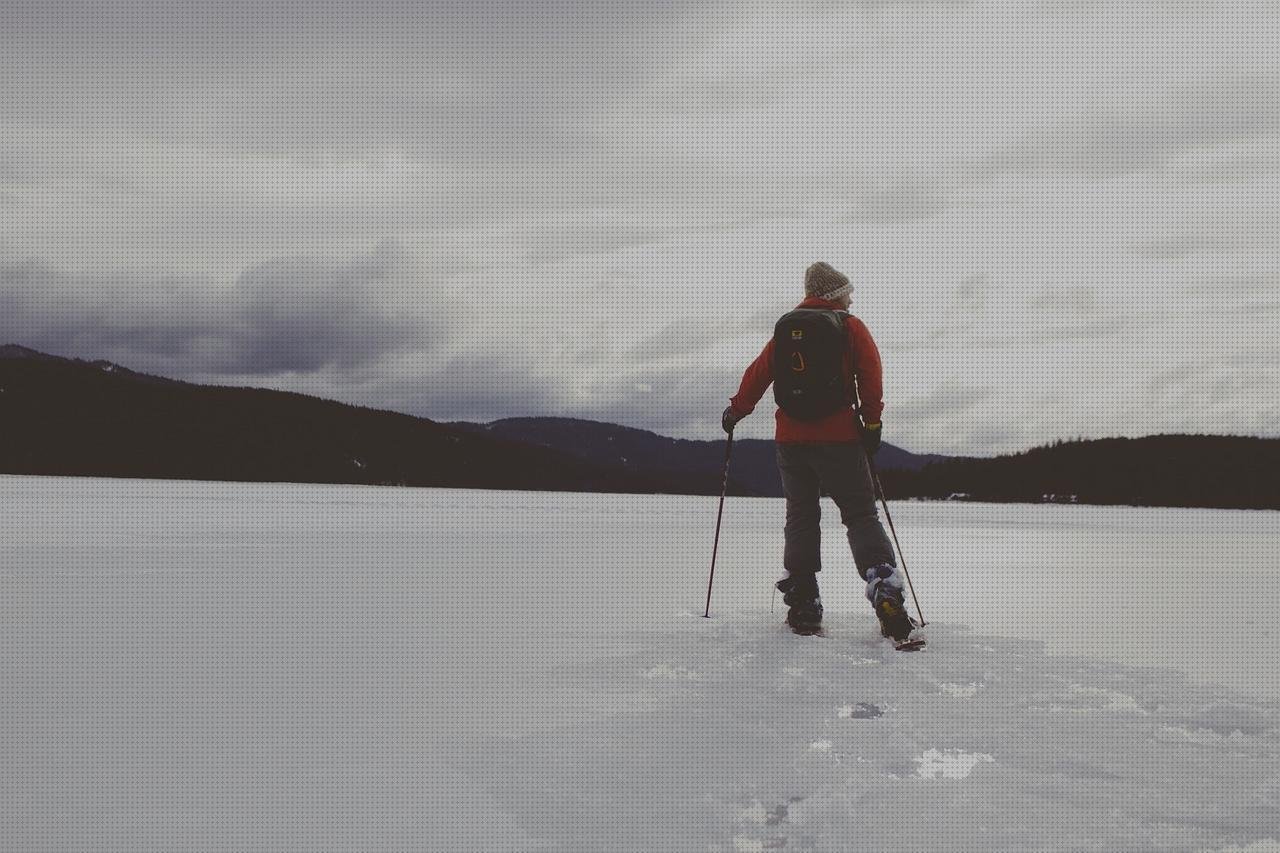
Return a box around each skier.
[722,262,915,643]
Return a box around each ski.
[893,637,926,652]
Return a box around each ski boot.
[776,573,823,634]
[864,563,917,644]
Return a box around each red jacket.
[729,296,884,444]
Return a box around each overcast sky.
[2,1,1276,455]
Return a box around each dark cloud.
[0,262,217,361]
[214,246,435,374]
[371,349,566,424]
[0,243,442,378]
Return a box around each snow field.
[1,476,1278,851]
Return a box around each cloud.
[0,243,444,378]
[988,72,1280,178]
[374,350,568,424]
[847,171,948,224]
[0,1,718,158]
[516,217,685,267]
[626,311,773,361]
[1158,137,1280,185]
[212,246,437,374]
[1129,212,1280,259]
[891,382,993,422]
[3,1,1279,454]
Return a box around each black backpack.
[772,308,851,420]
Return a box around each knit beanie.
[804,262,851,301]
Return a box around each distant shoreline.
[3,346,1277,511]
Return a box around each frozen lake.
[2,476,1278,851]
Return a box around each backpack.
[772,308,851,420]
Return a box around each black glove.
[860,421,883,456]
[722,405,743,434]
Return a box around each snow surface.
[2,475,1279,851]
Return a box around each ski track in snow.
[2,477,1279,852]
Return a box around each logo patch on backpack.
[772,309,850,421]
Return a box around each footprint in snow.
[939,682,982,698]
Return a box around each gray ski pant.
[776,442,895,581]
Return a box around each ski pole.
[865,451,927,627]
[703,430,734,618]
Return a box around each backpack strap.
[831,310,858,408]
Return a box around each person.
[722,261,914,641]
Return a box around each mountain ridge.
[0,346,747,496]
[3,345,1276,508]
[447,416,945,499]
